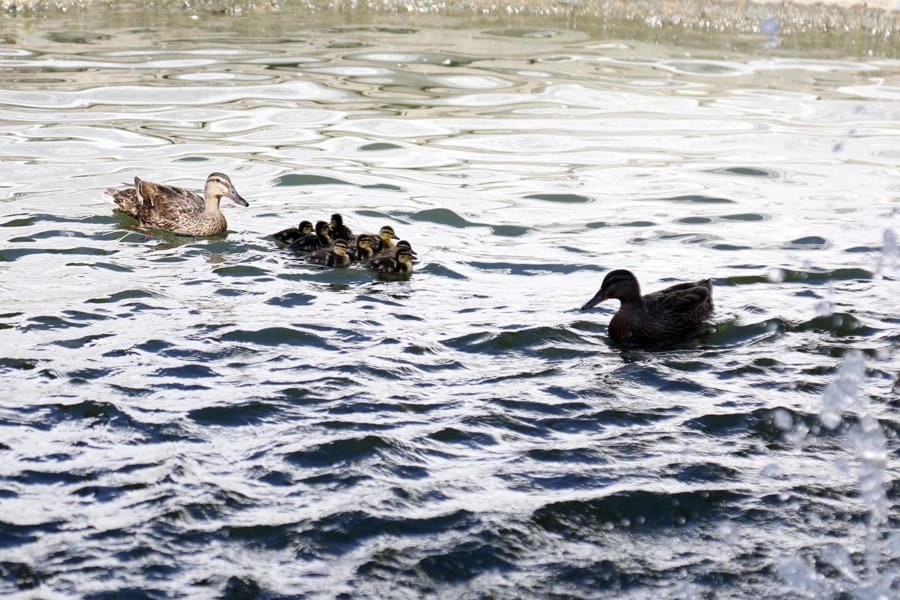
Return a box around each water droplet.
[762,463,782,478]
[821,351,865,429]
[760,16,781,36]
[767,267,785,283]
[773,408,793,431]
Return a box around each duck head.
[581,269,642,310]
[299,220,314,235]
[205,172,248,207]
[396,248,414,265]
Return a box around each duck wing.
[289,232,325,253]
[133,179,205,228]
[641,279,713,337]
[366,254,397,273]
[273,227,302,246]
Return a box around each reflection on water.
[0,7,898,599]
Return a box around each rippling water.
[1,7,899,598]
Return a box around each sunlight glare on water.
[0,5,898,598]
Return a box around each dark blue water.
[0,7,898,599]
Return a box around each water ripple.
[0,12,897,600]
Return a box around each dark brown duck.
[581,269,713,345]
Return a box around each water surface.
[0,8,898,599]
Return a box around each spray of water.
[776,207,898,596]
[874,219,897,280]
[777,350,895,598]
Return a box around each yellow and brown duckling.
[104,172,248,236]
[329,213,353,242]
[307,239,351,268]
[370,225,397,253]
[273,220,313,246]
[349,234,376,262]
[367,246,414,277]
[289,220,331,253]
[580,269,713,346]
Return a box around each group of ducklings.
[104,172,415,278]
[272,213,416,276]
[105,172,717,346]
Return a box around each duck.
[349,234,376,262]
[104,172,248,236]
[307,239,351,268]
[273,220,313,246]
[328,213,354,242]
[372,225,397,253]
[288,220,331,253]
[580,269,713,346]
[367,246,414,277]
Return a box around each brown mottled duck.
[105,172,248,236]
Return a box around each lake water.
[0,5,898,598]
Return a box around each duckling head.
[394,240,417,257]
[330,213,344,228]
[378,225,397,242]
[357,235,374,250]
[314,220,329,235]
[299,220,314,234]
[581,269,641,310]
[205,172,248,207]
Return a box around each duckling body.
[273,220,313,246]
[329,213,353,242]
[104,172,247,237]
[367,247,414,277]
[581,269,712,346]
[289,221,331,253]
[307,240,351,268]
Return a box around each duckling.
[367,247,414,277]
[104,172,248,236]
[288,220,331,253]
[273,220,313,247]
[328,213,354,242]
[580,269,713,346]
[374,225,397,253]
[307,239,351,268]
[349,234,376,262]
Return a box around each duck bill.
[228,188,249,207]
[580,290,607,311]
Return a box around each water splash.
[874,225,897,279]
[779,350,896,598]
[814,282,835,317]
[760,16,781,50]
